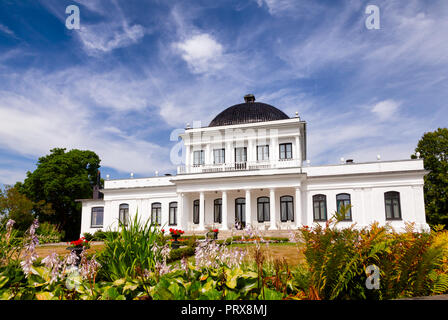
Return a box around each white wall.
[80,159,429,235]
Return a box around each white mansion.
[79,94,430,236]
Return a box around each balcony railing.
[177,158,301,174]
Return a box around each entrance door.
[235,198,246,229]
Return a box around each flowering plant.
[169,228,184,236]
[212,229,219,233]
[68,237,90,249]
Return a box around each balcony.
[177,158,302,174]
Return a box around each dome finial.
[244,94,255,103]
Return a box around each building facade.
[79,95,429,236]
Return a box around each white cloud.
[174,33,225,74]
[78,22,145,54]
[371,100,401,121]
[255,0,323,17]
[0,169,26,186]
[0,69,173,178]
[0,23,16,38]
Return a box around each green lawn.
[35,241,304,266]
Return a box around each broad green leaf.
[113,278,126,286]
[155,286,174,300]
[0,276,9,289]
[36,292,55,300]
[123,281,139,292]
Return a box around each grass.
[34,241,304,266]
[35,243,104,257]
[231,242,304,266]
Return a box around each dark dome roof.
[209,95,290,127]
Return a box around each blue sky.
[0,0,447,184]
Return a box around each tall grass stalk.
[97,212,165,281]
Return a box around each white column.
[177,193,184,230]
[185,145,191,169]
[295,135,302,166]
[269,188,276,230]
[222,191,228,230]
[271,135,278,166]
[248,139,254,162]
[205,144,211,165]
[199,192,205,230]
[245,189,252,227]
[295,187,302,228]
[226,141,232,165]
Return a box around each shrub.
[167,247,195,263]
[83,232,94,241]
[36,222,64,244]
[91,230,119,241]
[297,220,448,300]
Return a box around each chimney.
[244,94,255,103]
[92,170,104,200]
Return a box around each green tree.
[0,185,53,232]
[411,128,448,227]
[16,148,101,240]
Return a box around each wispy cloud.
[0,0,447,184]
[0,23,16,38]
[78,22,146,55]
[0,68,173,178]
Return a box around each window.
[193,200,199,224]
[336,193,352,221]
[193,150,205,166]
[119,204,129,226]
[280,196,294,222]
[91,207,104,228]
[151,202,161,225]
[313,194,327,221]
[169,202,177,226]
[235,147,247,163]
[213,148,225,164]
[257,197,270,222]
[214,199,222,223]
[279,143,293,160]
[385,191,402,220]
[235,198,246,228]
[257,145,269,161]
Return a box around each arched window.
[214,199,222,223]
[313,194,327,221]
[119,203,129,226]
[169,202,177,226]
[385,191,402,220]
[336,193,352,221]
[193,200,199,224]
[91,207,104,228]
[280,196,294,222]
[151,202,161,225]
[257,197,270,222]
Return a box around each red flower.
[169,228,184,235]
[69,237,88,247]
[212,229,219,233]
